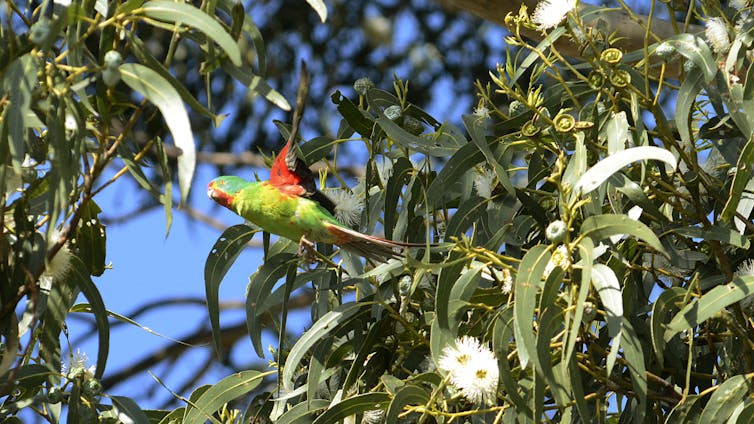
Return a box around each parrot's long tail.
[326,224,435,263]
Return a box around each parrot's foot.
[297,237,316,263]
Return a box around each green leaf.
[605,111,629,155]
[119,63,195,202]
[141,0,241,66]
[514,245,551,369]
[650,287,685,367]
[675,65,705,145]
[590,264,622,338]
[666,395,702,422]
[73,200,107,276]
[311,393,390,424]
[665,34,717,82]
[125,31,221,125]
[69,257,109,379]
[222,63,291,111]
[385,385,429,423]
[446,196,487,238]
[464,114,515,194]
[621,319,647,423]
[204,224,256,357]
[721,137,754,223]
[384,157,413,240]
[305,0,327,22]
[492,307,530,415]
[245,252,297,357]
[426,142,484,206]
[283,302,372,391]
[698,375,750,424]
[183,370,270,424]
[580,214,667,257]
[667,276,754,337]
[565,238,593,366]
[673,224,750,249]
[574,147,677,195]
[1,54,37,173]
[275,399,329,424]
[110,396,150,424]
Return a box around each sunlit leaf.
[514,245,550,369]
[574,147,677,195]
[119,63,196,202]
[697,375,750,424]
[183,370,270,424]
[305,0,327,22]
[591,264,623,338]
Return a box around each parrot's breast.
[233,182,341,243]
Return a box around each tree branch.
[439,0,702,78]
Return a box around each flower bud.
[103,50,123,69]
[353,77,374,96]
[545,220,568,242]
[102,67,121,87]
[383,105,402,121]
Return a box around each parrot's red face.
[207,178,241,209]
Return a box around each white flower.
[543,244,570,279]
[326,188,364,227]
[473,167,496,198]
[61,349,96,379]
[731,0,749,10]
[42,231,74,283]
[473,106,490,119]
[501,268,513,294]
[532,0,576,31]
[736,259,754,313]
[438,336,499,404]
[736,259,754,277]
[361,409,384,424]
[706,17,731,54]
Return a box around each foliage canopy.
[2,0,754,423]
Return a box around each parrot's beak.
[207,180,233,209]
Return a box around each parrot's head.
[207,176,248,209]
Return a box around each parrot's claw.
[297,236,316,263]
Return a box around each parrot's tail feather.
[327,225,433,263]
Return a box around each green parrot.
[206,147,419,261]
[207,63,424,262]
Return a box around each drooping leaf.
[119,63,196,202]
[245,252,297,358]
[591,264,623,338]
[69,257,109,379]
[621,319,647,423]
[514,245,551,369]
[204,224,256,357]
